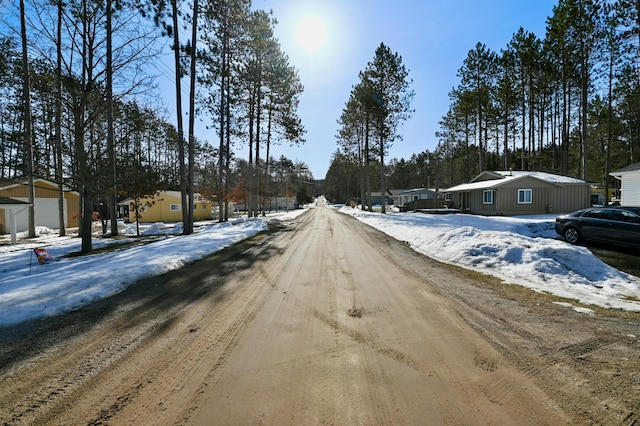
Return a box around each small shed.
[445,171,590,216]
[610,162,640,206]
[0,178,79,233]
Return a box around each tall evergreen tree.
[201,0,251,222]
[457,42,497,172]
[495,48,519,169]
[19,0,36,239]
[509,28,542,170]
[336,88,370,210]
[359,43,414,214]
[546,0,581,175]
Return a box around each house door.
[461,192,469,210]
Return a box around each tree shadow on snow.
[0,225,286,372]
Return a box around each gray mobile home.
[445,171,590,216]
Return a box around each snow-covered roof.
[447,171,586,192]
[491,170,587,184]
[392,188,437,196]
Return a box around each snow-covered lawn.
[0,211,306,327]
[1,203,638,327]
[338,206,640,314]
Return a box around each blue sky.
[248,0,558,179]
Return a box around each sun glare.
[295,15,328,53]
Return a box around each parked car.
[555,206,640,248]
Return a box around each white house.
[611,162,640,206]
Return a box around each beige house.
[122,190,213,223]
[0,178,79,233]
[445,171,590,216]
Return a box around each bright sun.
[295,15,327,53]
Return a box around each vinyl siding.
[621,173,640,206]
[129,192,213,223]
[552,183,590,213]
[469,180,589,215]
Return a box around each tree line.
[0,0,306,252]
[326,0,640,207]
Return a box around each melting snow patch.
[552,301,595,315]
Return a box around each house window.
[483,190,494,204]
[170,204,180,211]
[518,189,532,204]
[202,204,207,210]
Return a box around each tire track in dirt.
[0,229,282,425]
[311,309,437,378]
[395,227,640,425]
[4,208,637,424]
[321,210,570,424]
[560,337,618,358]
[109,245,282,425]
[314,212,342,426]
[311,221,467,423]
[331,212,472,423]
[2,291,184,424]
[50,262,268,424]
[329,212,409,423]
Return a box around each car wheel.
[564,227,580,244]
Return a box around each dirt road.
[1,206,639,425]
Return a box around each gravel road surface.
[1,206,638,425]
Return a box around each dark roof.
[611,162,640,174]
[0,196,30,206]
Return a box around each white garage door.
[5,198,67,232]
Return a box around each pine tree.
[359,43,414,214]
[457,42,497,173]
